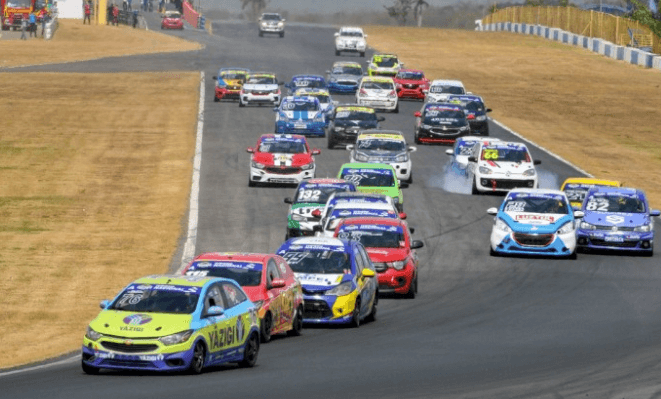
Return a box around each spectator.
[28,12,37,37]
[106,2,113,24]
[132,9,138,27]
[41,10,48,36]
[51,1,58,18]
[112,3,119,25]
[127,0,132,11]
[83,1,91,24]
[20,16,28,40]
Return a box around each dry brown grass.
[0,71,199,368]
[365,27,661,206]
[0,19,201,68]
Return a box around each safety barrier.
[44,16,58,40]
[182,1,199,29]
[479,21,661,71]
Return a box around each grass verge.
[0,19,201,68]
[365,27,661,206]
[0,71,199,369]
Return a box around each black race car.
[327,104,384,149]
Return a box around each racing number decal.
[565,190,585,202]
[458,146,473,156]
[483,149,498,160]
[586,198,608,211]
[298,189,321,202]
[373,55,383,63]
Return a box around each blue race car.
[284,75,328,95]
[274,96,326,136]
[576,186,659,256]
[276,237,378,327]
[326,61,364,93]
[487,188,582,258]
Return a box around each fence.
[482,6,660,55]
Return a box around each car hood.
[363,88,392,97]
[426,119,465,127]
[356,186,400,199]
[394,78,424,85]
[582,211,650,228]
[290,202,324,216]
[334,119,377,129]
[253,152,312,167]
[501,211,572,233]
[365,247,408,262]
[478,160,535,174]
[294,273,347,291]
[220,78,243,87]
[331,74,361,83]
[243,83,278,91]
[281,109,322,121]
[89,310,192,339]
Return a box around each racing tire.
[489,247,499,257]
[81,360,100,375]
[287,306,304,336]
[260,313,272,343]
[406,172,413,185]
[365,295,377,322]
[259,31,263,37]
[392,103,399,114]
[350,297,361,328]
[414,132,421,145]
[239,99,246,107]
[335,50,340,56]
[239,332,260,368]
[327,135,336,149]
[187,341,206,374]
[213,96,219,102]
[566,251,578,260]
[360,52,365,57]
[405,277,417,299]
[280,32,284,38]
[248,176,256,187]
[471,179,480,195]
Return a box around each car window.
[353,246,364,275]
[276,257,289,277]
[358,245,374,271]
[205,284,226,312]
[221,282,247,308]
[266,259,281,285]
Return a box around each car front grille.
[513,233,555,247]
[372,262,388,272]
[589,239,639,248]
[484,179,535,190]
[101,359,154,368]
[100,341,159,353]
[403,84,419,89]
[265,166,301,174]
[304,299,332,319]
[337,81,358,86]
[429,127,461,135]
[593,225,636,232]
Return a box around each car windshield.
[258,140,306,154]
[424,109,465,123]
[186,261,262,286]
[166,12,181,18]
[295,184,354,204]
[430,85,464,94]
[262,14,281,20]
[340,31,363,37]
[397,71,424,80]
[563,186,591,203]
[337,225,404,248]
[333,66,362,76]
[374,57,397,67]
[110,284,200,314]
[7,0,31,6]
[281,251,351,274]
[309,95,330,103]
[504,195,569,214]
[247,76,276,85]
[363,82,393,90]
[585,193,646,213]
[335,110,376,121]
[461,101,484,113]
[481,147,531,162]
[293,79,325,89]
[221,72,246,80]
[340,169,395,187]
[282,100,319,112]
[454,141,477,156]
[356,138,406,152]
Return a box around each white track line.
[0,355,80,378]
[490,118,593,177]
[177,71,205,273]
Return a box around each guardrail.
[479,21,661,71]
[44,16,58,40]
[482,6,660,55]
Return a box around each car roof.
[259,133,307,141]
[282,95,319,103]
[192,252,271,264]
[397,69,424,74]
[361,129,402,136]
[219,67,249,73]
[132,274,216,287]
[507,188,566,196]
[291,74,325,79]
[333,201,394,210]
[586,186,643,197]
[357,132,405,142]
[332,61,362,67]
[457,136,500,143]
[340,162,396,171]
[562,177,621,187]
[339,26,364,31]
[373,53,397,57]
[362,76,395,83]
[294,88,330,95]
[338,217,403,226]
[430,79,465,87]
[332,192,389,199]
[479,140,528,149]
[248,72,276,78]
[304,178,350,184]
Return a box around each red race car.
[161,11,184,30]
[247,134,320,186]
[333,217,424,298]
[183,252,304,342]
[393,69,430,100]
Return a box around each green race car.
[367,54,403,77]
[337,163,407,211]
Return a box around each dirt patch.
[0,19,201,68]
[365,26,661,206]
[0,71,199,368]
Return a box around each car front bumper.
[490,229,577,256]
[162,21,183,29]
[356,97,397,111]
[576,229,654,252]
[417,127,469,144]
[475,174,537,193]
[241,92,280,105]
[250,165,315,184]
[396,87,425,99]
[260,25,284,32]
[215,87,242,100]
[375,264,415,294]
[81,337,195,372]
[329,126,363,144]
[302,292,358,324]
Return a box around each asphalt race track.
[3,17,661,399]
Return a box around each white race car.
[466,141,541,194]
[347,131,416,184]
[356,76,398,113]
[445,136,501,169]
[424,79,466,103]
[334,26,368,57]
[239,72,282,107]
[316,200,402,237]
[258,13,285,37]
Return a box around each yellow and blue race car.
[82,274,260,374]
[560,177,622,210]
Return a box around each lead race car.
[247,134,320,186]
[274,96,326,136]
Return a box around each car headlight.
[478,166,492,175]
[476,115,487,121]
[159,329,194,346]
[579,221,596,230]
[354,152,369,162]
[279,112,289,121]
[634,223,652,232]
[277,22,283,26]
[85,326,103,341]
[557,221,575,234]
[494,218,512,233]
[251,161,265,169]
[334,126,345,132]
[388,260,406,270]
[523,168,536,176]
[313,113,324,123]
[242,88,252,94]
[326,281,353,296]
[460,125,469,131]
[261,22,267,27]
[420,124,431,130]
[301,162,314,170]
[291,213,308,222]
[395,153,408,162]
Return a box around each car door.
[265,259,285,331]
[275,257,297,328]
[219,282,250,351]
[352,244,372,317]
[202,284,233,358]
[357,244,377,313]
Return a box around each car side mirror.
[414,111,421,117]
[212,75,217,80]
[246,147,254,153]
[364,34,368,38]
[408,227,415,234]
[345,144,354,151]
[400,182,409,189]
[410,240,424,249]
[206,306,225,317]
[270,278,286,289]
[649,209,661,216]
[486,108,493,113]
[312,149,321,155]
[311,209,322,218]
[100,300,111,309]
[487,207,498,215]
[398,212,407,220]
[408,146,417,153]
[445,149,453,156]
[468,156,477,163]
[284,197,293,204]
[361,268,375,278]
[325,70,331,74]
[377,116,386,122]
[534,159,542,165]
[573,210,585,218]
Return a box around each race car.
[327,105,384,149]
[183,253,304,343]
[316,199,404,237]
[445,136,501,176]
[334,26,368,57]
[326,61,364,93]
[213,68,250,102]
[393,69,430,100]
[466,141,541,194]
[356,76,398,113]
[284,178,357,239]
[414,102,470,144]
[274,96,326,136]
[334,217,424,297]
[337,162,406,211]
[347,131,416,184]
[284,75,328,95]
[161,11,183,29]
[487,189,581,258]
[247,134,319,186]
[258,13,285,37]
[447,94,492,136]
[560,177,622,210]
[367,53,403,77]
[81,274,260,374]
[424,80,466,103]
[317,191,400,223]
[576,186,659,255]
[293,87,337,125]
[239,72,282,107]
[276,237,378,327]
